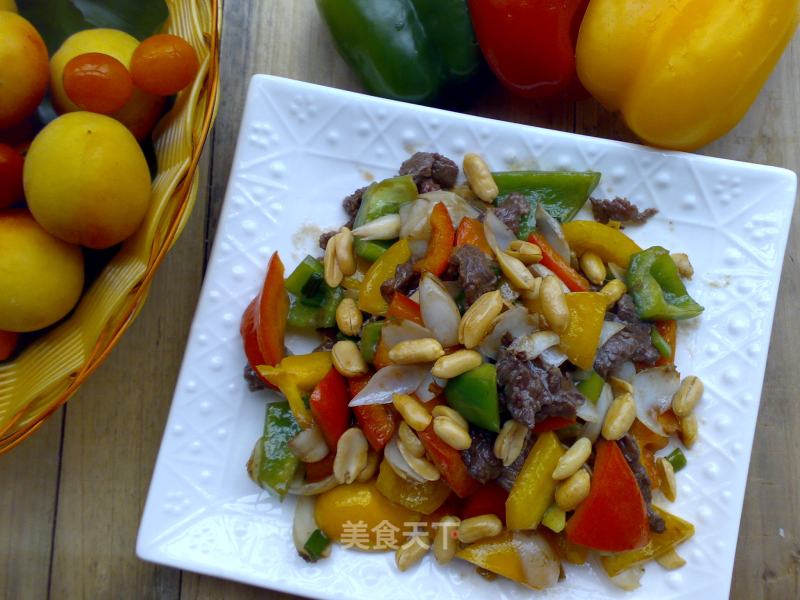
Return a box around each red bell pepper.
[460,482,508,523]
[373,339,392,370]
[387,293,424,326]
[418,425,480,498]
[414,202,455,276]
[309,367,351,450]
[566,439,650,552]
[240,252,289,386]
[304,452,335,482]
[468,0,590,100]
[455,216,493,256]
[528,231,590,292]
[349,375,397,451]
[532,416,576,433]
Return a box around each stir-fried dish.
[240,151,704,591]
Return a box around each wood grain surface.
[1,2,798,599]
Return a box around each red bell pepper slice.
[387,293,424,326]
[528,231,590,292]
[240,298,267,384]
[256,252,288,364]
[468,0,589,100]
[349,375,397,451]
[532,416,577,433]
[309,367,351,450]
[373,338,392,370]
[304,452,335,482]
[414,202,455,276]
[240,253,289,387]
[566,439,650,552]
[460,483,508,523]
[455,216,493,256]
[418,425,480,498]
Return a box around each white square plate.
[138,75,797,600]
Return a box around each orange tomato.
[0,330,18,361]
[130,34,199,96]
[62,52,134,114]
[0,143,24,208]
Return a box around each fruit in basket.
[23,112,152,249]
[63,52,134,115]
[0,143,24,209]
[0,210,84,333]
[131,34,200,96]
[0,330,18,361]
[0,12,49,130]
[50,29,165,140]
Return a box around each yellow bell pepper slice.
[562,221,642,269]
[375,458,450,515]
[576,0,800,150]
[358,239,411,316]
[506,431,564,530]
[600,505,695,576]
[457,531,528,585]
[276,351,332,392]
[558,292,608,371]
[258,366,313,429]
[315,482,421,550]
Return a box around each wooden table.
[2,3,798,599]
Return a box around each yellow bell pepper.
[276,351,332,392]
[375,459,450,515]
[562,221,641,269]
[576,0,800,150]
[258,367,313,429]
[358,239,411,316]
[600,505,695,576]
[315,482,420,550]
[545,531,589,565]
[457,531,528,585]
[559,292,608,371]
[506,431,564,530]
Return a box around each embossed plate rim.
[137,74,797,600]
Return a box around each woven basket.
[0,0,222,453]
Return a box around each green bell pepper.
[650,327,672,359]
[286,256,344,329]
[444,363,500,432]
[352,175,418,261]
[285,256,324,297]
[303,529,331,562]
[316,0,481,104]
[627,246,704,321]
[492,170,601,238]
[666,448,687,473]
[359,321,384,364]
[576,370,604,404]
[247,401,301,499]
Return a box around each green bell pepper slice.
[576,370,604,404]
[303,529,331,562]
[288,286,344,330]
[444,363,500,432]
[492,170,601,238]
[285,256,324,297]
[352,175,418,261]
[626,246,704,321]
[359,321,384,364]
[315,0,480,104]
[247,401,301,499]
